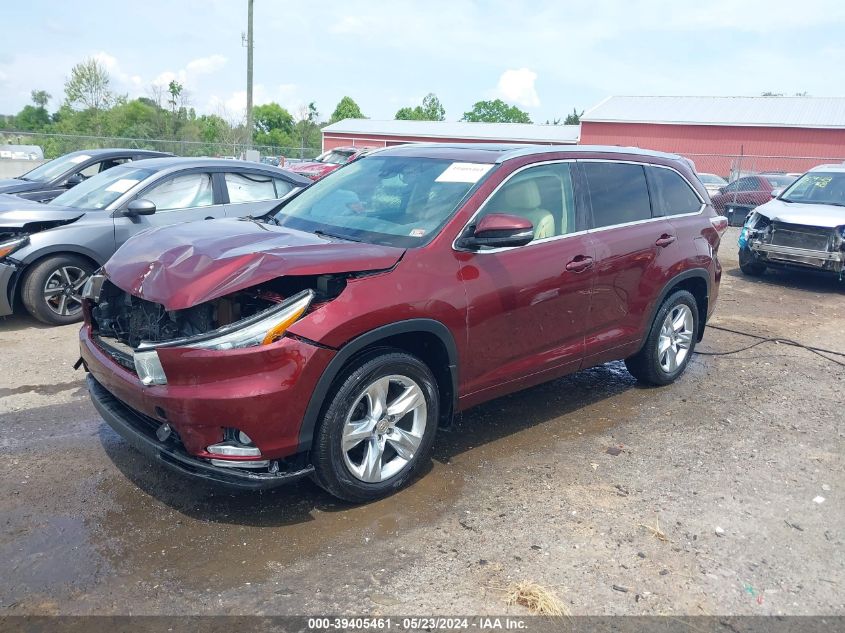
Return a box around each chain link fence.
[0,130,320,162]
[683,152,845,182]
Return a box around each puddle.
[0,512,110,607]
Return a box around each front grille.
[93,335,137,374]
[769,222,833,252]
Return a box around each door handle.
[655,234,676,247]
[204,216,215,220]
[565,255,594,273]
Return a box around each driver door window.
[143,173,213,211]
[477,163,577,242]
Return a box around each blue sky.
[1,0,842,124]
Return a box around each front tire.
[312,350,439,502]
[21,254,95,325]
[739,246,766,276]
[625,290,699,386]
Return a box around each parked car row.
[71,143,728,501]
[0,157,311,324]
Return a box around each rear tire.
[311,350,439,502]
[625,290,699,386]
[739,246,766,276]
[21,254,95,325]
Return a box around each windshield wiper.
[242,215,269,231]
[314,229,361,242]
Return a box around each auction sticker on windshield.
[69,154,91,164]
[435,162,493,183]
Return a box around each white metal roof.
[322,119,580,143]
[581,96,845,129]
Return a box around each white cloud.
[495,68,540,108]
[186,54,227,75]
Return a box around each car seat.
[499,179,555,239]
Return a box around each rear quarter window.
[649,167,702,215]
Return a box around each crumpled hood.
[104,218,405,310]
[756,198,845,228]
[0,198,83,229]
[0,178,38,194]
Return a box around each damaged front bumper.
[87,375,314,489]
[740,217,844,274]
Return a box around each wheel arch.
[643,268,711,350]
[296,319,459,454]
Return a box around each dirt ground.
[1,227,843,616]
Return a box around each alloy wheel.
[341,374,427,483]
[657,304,694,373]
[43,266,88,317]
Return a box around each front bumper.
[87,375,314,489]
[0,262,18,317]
[80,325,335,460]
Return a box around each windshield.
[780,172,845,206]
[272,156,492,247]
[316,150,355,165]
[765,175,796,189]
[698,173,726,185]
[51,166,155,209]
[20,152,94,183]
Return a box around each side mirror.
[65,174,85,187]
[770,189,783,199]
[459,213,534,250]
[124,199,157,217]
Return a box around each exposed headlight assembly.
[0,235,29,260]
[133,290,315,385]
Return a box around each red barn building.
[579,96,845,177]
[321,119,580,151]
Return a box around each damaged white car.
[739,164,845,278]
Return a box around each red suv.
[285,146,373,181]
[79,144,727,502]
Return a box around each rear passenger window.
[225,172,276,203]
[650,167,702,215]
[583,162,651,228]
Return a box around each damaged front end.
[86,272,348,381]
[81,271,351,482]
[740,212,845,274]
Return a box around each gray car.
[0,157,311,325]
[0,148,172,203]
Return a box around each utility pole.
[245,0,254,150]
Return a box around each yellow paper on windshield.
[69,154,91,164]
[105,178,140,193]
[436,162,493,183]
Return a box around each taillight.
[710,215,729,236]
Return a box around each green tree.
[563,108,583,125]
[31,90,51,110]
[395,93,445,121]
[64,58,114,111]
[329,96,365,123]
[253,102,295,148]
[461,99,531,123]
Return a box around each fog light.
[134,349,167,386]
[206,442,262,457]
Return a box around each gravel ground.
[1,227,843,616]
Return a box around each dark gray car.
[0,157,311,325]
[0,149,172,203]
